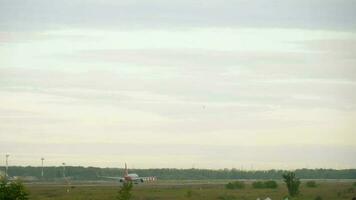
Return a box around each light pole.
[41,157,45,178]
[5,154,9,180]
[62,162,66,178]
[62,162,70,193]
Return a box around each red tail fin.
[124,163,128,177]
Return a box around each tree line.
[2,166,356,181]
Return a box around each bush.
[252,181,265,189]
[282,172,300,197]
[0,179,29,200]
[184,190,192,198]
[353,182,356,187]
[264,180,278,189]
[282,195,290,200]
[337,192,341,197]
[306,181,317,188]
[314,196,322,200]
[346,187,355,193]
[252,180,278,189]
[225,182,235,189]
[233,181,245,189]
[225,181,245,190]
[117,182,133,200]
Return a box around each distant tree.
[0,179,29,200]
[282,172,300,197]
[306,181,317,188]
[117,182,133,200]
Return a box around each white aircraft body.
[101,163,156,184]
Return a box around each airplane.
[100,163,156,184]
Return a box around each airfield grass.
[26,180,356,200]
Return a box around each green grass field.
[26,180,356,200]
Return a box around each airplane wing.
[99,176,123,180]
[97,174,124,181]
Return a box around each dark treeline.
[2,166,356,181]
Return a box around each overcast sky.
[0,0,356,169]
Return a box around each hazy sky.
[1,0,356,169]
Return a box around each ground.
[26,180,356,200]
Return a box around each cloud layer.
[1,0,356,31]
[0,0,355,169]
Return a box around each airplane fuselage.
[103,163,155,184]
[124,174,139,181]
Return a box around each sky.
[0,0,356,169]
